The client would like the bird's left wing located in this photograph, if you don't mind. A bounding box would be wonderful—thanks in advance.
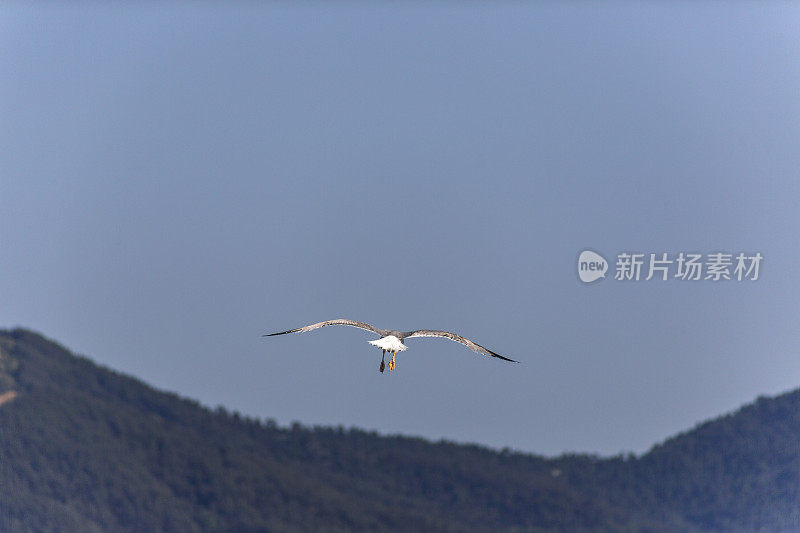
[405,330,517,362]
[264,319,382,337]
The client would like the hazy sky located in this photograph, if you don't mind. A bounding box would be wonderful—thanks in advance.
[2,3,799,456]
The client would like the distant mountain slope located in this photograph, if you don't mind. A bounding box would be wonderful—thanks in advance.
[638,391,800,530]
[0,328,797,531]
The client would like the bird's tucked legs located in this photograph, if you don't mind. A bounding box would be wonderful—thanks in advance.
[380,350,386,373]
[388,352,396,371]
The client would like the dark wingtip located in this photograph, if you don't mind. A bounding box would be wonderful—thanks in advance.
[488,349,518,363]
[263,329,297,337]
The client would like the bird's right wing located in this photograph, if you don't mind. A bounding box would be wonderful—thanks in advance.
[264,319,382,337]
[405,329,517,363]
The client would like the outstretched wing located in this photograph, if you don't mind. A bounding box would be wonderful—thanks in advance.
[405,330,517,363]
[264,319,382,337]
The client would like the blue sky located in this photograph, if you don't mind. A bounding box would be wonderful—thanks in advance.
[2,3,799,456]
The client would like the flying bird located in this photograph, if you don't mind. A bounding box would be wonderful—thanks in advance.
[264,319,517,373]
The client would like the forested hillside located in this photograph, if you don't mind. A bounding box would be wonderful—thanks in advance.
[1,329,797,531]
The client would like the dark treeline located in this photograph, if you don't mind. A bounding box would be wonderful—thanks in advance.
[1,329,798,531]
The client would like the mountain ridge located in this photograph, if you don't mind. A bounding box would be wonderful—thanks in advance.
[1,328,797,531]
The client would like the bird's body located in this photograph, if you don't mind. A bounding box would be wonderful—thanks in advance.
[264,319,516,373]
[368,335,407,353]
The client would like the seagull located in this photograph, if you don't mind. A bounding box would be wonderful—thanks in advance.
[264,319,517,373]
